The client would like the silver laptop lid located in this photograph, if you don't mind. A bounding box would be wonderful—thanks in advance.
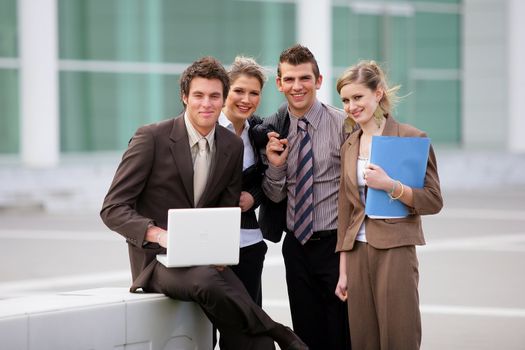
[157,207,241,268]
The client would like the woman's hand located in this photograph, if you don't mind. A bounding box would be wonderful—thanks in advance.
[363,163,393,192]
[335,273,348,301]
[239,191,255,212]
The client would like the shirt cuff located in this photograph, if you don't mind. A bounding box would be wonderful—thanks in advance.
[266,163,287,180]
[142,221,156,247]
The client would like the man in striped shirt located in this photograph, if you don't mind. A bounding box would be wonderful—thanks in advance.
[262,45,351,349]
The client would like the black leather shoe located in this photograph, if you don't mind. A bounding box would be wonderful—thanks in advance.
[284,339,309,350]
[270,325,309,350]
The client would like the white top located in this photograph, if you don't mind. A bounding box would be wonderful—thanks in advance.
[219,112,263,248]
[218,112,256,170]
[355,156,368,243]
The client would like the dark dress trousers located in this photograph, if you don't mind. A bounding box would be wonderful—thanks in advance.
[216,115,269,349]
[101,114,277,349]
[254,104,351,350]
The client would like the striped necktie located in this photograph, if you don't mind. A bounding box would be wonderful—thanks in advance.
[294,118,314,244]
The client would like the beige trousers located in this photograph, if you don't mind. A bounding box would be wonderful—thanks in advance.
[345,241,421,350]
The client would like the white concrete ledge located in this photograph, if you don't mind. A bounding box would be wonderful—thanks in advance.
[0,287,212,350]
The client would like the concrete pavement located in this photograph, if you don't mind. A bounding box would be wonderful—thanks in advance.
[1,187,525,349]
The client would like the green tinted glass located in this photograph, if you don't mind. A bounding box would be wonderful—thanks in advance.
[333,9,382,67]
[0,0,17,57]
[409,0,459,3]
[415,12,460,69]
[411,79,460,144]
[58,0,294,152]
[59,0,295,67]
[60,72,181,152]
[0,69,19,153]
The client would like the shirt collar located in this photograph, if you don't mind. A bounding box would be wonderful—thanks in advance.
[218,111,249,135]
[288,99,322,131]
[184,112,215,151]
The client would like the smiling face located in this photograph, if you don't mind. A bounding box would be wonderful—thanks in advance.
[276,62,322,117]
[182,77,225,136]
[339,82,383,128]
[223,74,262,124]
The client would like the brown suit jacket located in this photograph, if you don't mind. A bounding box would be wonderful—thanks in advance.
[101,114,244,290]
[336,116,443,252]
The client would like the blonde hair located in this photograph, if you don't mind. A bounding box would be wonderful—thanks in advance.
[336,60,401,116]
[228,56,267,89]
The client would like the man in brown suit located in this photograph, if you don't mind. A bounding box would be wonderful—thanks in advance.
[101,56,307,350]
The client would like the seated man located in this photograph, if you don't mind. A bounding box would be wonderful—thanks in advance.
[100,56,307,350]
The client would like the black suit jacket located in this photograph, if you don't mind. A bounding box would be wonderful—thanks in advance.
[239,115,266,229]
[251,104,290,242]
[100,113,244,291]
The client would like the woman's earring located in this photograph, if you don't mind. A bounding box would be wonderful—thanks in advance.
[373,105,385,128]
[344,115,356,133]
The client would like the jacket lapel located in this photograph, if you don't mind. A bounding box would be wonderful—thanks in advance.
[345,129,362,202]
[169,115,194,205]
[381,115,400,137]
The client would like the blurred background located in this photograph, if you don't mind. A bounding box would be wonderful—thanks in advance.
[1,0,525,349]
[1,0,525,208]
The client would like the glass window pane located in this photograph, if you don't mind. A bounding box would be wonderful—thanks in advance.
[59,0,295,66]
[58,0,295,152]
[60,72,181,152]
[333,6,354,67]
[333,8,382,68]
[384,15,413,122]
[409,0,460,3]
[0,69,19,153]
[0,0,17,57]
[415,12,460,69]
[408,79,460,144]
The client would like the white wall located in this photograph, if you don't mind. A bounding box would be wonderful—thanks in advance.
[462,0,507,149]
[508,0,525,153]
[18,0,60,167]
[297,0,332,105]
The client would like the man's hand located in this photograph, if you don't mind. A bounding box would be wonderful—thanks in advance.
[146,225,168,248]
[239,191,255,212]
[266,131,289,167]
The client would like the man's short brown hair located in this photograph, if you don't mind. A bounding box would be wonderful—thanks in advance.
[277,44,320,80]
[179,56,230,106]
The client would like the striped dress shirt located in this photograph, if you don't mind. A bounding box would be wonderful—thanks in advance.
[263,100,346,233]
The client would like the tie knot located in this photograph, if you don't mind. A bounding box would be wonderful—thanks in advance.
[298,118,308,132]
[197,138,207,153]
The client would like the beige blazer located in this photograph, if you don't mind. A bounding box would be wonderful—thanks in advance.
[101,114,244,290]
[336,116,443,252]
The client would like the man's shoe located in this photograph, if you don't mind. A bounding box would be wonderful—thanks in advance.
[270,325,309,350]
[284,339,309,350]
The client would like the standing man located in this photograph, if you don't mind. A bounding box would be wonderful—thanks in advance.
[262,45,351,349]
[101,56,308,350]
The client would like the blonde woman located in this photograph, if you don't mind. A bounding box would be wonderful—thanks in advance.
[335,61,443,350]
[219,56,268,307]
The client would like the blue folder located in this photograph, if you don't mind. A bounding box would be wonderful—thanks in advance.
[365,136,430,218]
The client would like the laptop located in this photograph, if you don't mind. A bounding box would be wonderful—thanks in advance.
[156,207,241,267]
